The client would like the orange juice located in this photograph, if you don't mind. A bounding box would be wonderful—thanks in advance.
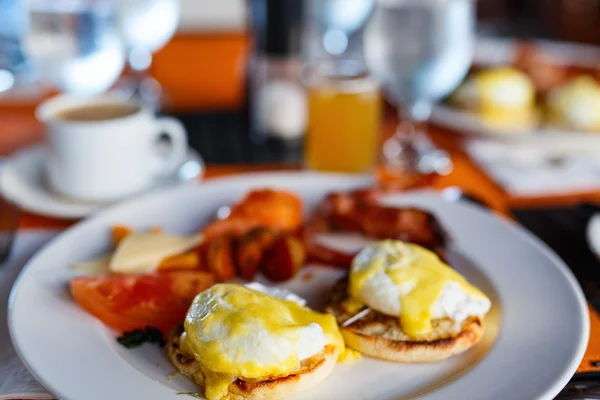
[305,74,382,173]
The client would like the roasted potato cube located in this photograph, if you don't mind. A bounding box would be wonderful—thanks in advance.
[157,252,201,271]
[228,189,303,231]
[206,236,236,281]
[261,235,306,282]
[111,225,133,247]
[236,227,279,280]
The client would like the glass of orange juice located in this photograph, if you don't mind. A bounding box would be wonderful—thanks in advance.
[304,61,382,173]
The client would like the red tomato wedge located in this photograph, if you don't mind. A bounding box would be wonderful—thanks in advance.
[70,271,215,333]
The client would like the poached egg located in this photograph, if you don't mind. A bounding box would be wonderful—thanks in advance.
[179,283,345,400]
[452,67,537,129]
[348,240,491,338]
[547,76,600,132]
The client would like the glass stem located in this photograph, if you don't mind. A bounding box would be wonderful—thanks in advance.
[127,46,153,95]
[395,105,418,144]
[388,101,453,176]
[398,99,432,138]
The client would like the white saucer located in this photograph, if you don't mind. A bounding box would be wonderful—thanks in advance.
[0,146,204,219]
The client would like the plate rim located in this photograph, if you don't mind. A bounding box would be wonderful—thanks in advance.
[7,172,589,400]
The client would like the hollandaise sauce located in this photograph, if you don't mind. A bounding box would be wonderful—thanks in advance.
[180,284,345,400]
[349,240,488,338]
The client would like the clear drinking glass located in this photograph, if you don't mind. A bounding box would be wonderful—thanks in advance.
[314,0,375,56]
[364,0,475,177]
[118,0,180,108]
[22,0,125,95]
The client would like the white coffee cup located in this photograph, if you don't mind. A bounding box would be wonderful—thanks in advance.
[36,94,188,201]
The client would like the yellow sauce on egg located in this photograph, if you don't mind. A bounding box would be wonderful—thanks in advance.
[338,348,362,363]
[180,284,345,400]
[349,240,488,338]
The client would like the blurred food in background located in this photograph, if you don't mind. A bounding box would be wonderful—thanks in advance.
[547,76,600,132]
[445,39,600,134]
[451,66,538,130]
[1,0,600,168]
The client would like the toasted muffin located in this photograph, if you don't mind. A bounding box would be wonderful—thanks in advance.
[167,324,339,400]
[325,278,484,363]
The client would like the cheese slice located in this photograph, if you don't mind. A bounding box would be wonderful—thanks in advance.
[109,232,204,274]
[73,255,111,276]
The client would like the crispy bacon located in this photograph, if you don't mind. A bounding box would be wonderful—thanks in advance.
[303,189,449,268]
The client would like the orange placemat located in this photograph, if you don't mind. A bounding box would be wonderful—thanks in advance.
[578,305,600,374]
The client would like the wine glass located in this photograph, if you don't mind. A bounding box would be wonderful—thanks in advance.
[314,0,375,56]
[364,0,475,177]
[118,0,180,108]
[21,0,126,95]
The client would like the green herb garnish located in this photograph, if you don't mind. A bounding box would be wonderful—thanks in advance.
[177,392,201,398]
[117,326,165,349]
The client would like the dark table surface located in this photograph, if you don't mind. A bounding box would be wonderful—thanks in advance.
[174,110,302,165]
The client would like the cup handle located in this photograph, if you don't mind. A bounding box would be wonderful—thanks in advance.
[152,117,188,176]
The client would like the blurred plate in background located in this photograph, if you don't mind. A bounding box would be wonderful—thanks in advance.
[431,37,600,139]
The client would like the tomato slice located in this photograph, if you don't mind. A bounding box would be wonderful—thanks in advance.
[70,271,215,333]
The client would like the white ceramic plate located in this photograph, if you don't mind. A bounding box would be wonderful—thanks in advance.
[431,38,600,139]
[0,146,205,219]
[9,173,589,400]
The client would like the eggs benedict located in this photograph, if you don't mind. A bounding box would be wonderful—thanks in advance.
[167,283,345,400]
[326,240,491,362]
[451,67,538,130]
[546,76,600,132]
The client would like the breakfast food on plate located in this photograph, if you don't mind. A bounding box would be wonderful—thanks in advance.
[203,189,303,239]
[73,229,204,276]
[546,76,600,132]
[69,184,494,398]
[70,227,217,333]
[326,240,491,362]
[167,283,346,400]
[70,271,215,333]
[451,67,538,130]
[109,231,204,274]
[235,227,280,280]
[70,188,311,339]
[199,189,306,281]
[261,235,307,281]
[303,189,449,267]
[71,186,464,371]
[513,42,572,95]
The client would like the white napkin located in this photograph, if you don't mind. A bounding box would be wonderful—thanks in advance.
[466,136,600,197]
[0,231,57,400]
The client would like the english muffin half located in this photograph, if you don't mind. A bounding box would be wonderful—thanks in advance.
[325,278,485,363]
[167,325,339,400]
